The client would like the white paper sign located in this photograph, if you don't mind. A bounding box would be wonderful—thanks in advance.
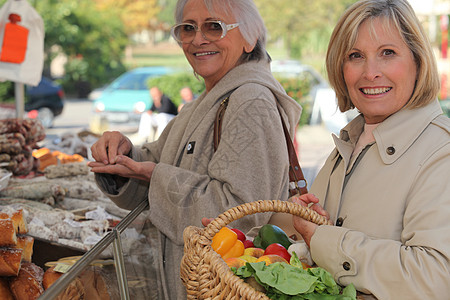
[0,0,44,86]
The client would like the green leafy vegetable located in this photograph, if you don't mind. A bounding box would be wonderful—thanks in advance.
[234,253,356,300]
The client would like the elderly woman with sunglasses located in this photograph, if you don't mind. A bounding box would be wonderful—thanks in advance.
[88,0,301,298]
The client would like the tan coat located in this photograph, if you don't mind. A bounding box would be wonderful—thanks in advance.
[95,60,302,299]
[309,100,450,299]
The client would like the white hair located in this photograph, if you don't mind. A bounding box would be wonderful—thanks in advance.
[174,0,269,61]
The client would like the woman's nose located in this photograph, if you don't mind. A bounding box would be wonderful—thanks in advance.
[363,59,382,81]
[191,30,209,46]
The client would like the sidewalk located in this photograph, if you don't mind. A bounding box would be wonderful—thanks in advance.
[296,125,335,186]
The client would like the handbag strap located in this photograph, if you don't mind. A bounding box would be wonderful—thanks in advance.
[213,96,230,152]
[213,93,308,196]
[277,106,308,196]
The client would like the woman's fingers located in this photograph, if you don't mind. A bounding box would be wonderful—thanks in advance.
[290,193,319,206]
[90,131,131,164]
[310,203,330,219]
[290,194,329,219]
[201,217,213,227]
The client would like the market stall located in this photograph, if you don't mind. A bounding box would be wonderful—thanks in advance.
[0,118,163,299]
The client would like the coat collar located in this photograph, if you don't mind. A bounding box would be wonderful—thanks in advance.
[339,100,444,165]
[182,60,301,140]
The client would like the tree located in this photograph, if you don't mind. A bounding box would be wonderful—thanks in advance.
[256,0,356,59]
[94,0,160,34]
[32,0,129,95]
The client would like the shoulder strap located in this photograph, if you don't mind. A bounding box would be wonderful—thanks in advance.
[213,95,230,152]
[213,93,308,196]
[277,107,308,196]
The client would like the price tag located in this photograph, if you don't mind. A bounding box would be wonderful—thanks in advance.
[53,263,72,274]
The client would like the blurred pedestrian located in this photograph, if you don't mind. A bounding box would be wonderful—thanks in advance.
[137,86,178,142]
[177,86,196,112]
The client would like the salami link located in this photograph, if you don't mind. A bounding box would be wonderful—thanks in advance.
[0,139,22,155]
[0,153,11,162]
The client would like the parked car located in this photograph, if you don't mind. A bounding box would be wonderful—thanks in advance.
[25,77,65,128]
[271,59,356,134]
[91,67,175,132]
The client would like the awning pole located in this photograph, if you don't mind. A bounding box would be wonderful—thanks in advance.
[14,82,25,119]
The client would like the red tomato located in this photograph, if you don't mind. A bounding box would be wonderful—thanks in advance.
[243,239,254,248]
[231,228,246,242]
[264,243,291,262]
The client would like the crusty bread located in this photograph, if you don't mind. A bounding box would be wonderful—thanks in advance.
[0,277,13,300]
[44,266,85,300]
[9,262,44,300]
[0,209,28,234]
[0,247,22,276]
[43,265,114,300]
[14,235,34,262]
[0,219,17,246]
[42,266,62,290]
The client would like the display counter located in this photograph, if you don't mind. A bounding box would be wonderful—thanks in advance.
[39,200,153,300]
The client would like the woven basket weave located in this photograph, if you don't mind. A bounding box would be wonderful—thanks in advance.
[180,199,333,299]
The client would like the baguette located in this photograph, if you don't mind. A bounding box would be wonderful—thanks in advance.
[14,235,34,263]
[0,247,22,276]
[9,262,44,300]
[0,219,17,246]
[0,208,28,234]
[0,277,13,300]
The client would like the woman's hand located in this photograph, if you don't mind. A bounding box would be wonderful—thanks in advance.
[201,217,213,227]
[88,131,155,182]
[88,156,156,182]
[290,193,330,247]
[90,131,132,165]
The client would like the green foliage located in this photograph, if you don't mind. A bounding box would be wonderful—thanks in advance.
[147,72,205,107]
[256,0,356,59]
[0,82,14,103]
[275,76,314,127]
[32,0,128,95]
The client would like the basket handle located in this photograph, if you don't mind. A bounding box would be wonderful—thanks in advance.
[203,200,332,240]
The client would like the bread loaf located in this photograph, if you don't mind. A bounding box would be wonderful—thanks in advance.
[42,267,87,300]
[43,265,115,300]
[0,277,13,300]
[0,247,22,276]
[9,262,44,300]
[42,266,62,290]
[14,235,34,262]
[43,266,85,300]
[0,208,28,234]
[0,219,17,246]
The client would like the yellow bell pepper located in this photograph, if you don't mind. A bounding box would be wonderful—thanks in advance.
[211,227,245,259]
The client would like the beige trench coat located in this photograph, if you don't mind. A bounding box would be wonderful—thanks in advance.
[310,100,450,299]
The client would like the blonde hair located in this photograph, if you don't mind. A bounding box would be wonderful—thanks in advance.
[326,0,440,112]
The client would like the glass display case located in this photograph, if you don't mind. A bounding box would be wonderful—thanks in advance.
[39,200,159,300]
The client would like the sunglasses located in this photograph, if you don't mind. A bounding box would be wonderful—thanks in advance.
[171,20,239,44]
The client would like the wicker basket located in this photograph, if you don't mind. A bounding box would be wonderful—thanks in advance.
[180,199,333,299]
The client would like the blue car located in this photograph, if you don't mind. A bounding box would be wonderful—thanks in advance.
[25,77,65,128]
[92,67,175,131]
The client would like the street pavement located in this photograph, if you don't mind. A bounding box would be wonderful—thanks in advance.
[296,125,335,186]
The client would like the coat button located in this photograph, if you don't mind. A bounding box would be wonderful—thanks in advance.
[386,146,396,155]
[336,217,344,227]
[343,262,351,271]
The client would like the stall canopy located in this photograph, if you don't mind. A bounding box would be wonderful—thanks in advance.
[0,0,44,118]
